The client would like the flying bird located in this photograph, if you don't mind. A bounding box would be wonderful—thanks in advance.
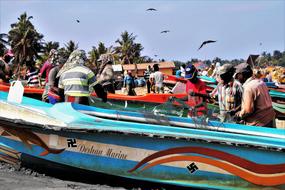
[76,20,80,23]
[197,40,217,50]
[154,54,158,57]
[160,30,170,34]
[146,8,157,11]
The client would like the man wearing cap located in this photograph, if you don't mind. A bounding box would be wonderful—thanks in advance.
[183,64,207,116]
[234,63,275,127]
[210,64,243,121]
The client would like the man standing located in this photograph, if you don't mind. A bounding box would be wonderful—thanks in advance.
[235,63,275,127]
[96,53,115,93]
[57,50,107,105]
[210,64,243,122]
[185,64,207,116]
[39,49,58,101]
[47,56,67,104]
[123,70,136,96]
[144,65,153,93]
[149,64,164,93]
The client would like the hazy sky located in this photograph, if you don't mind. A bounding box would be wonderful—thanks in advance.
[0,0,284,62]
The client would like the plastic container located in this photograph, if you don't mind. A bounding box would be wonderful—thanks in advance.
[7,80,24,104]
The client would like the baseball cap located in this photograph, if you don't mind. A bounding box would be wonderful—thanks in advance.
[185,64,197,79]
[219,64,235,75]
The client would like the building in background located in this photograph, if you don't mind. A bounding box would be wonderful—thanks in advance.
[122,62,175,77]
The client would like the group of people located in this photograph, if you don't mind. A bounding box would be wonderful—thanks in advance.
[0,49,277,127]
[46,50,114,105]
[144,64,165,94]
[122,63,165,96]
[179,62,275,127]
[0,49,115,105]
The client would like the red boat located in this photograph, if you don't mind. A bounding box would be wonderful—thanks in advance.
[0,82,44,100]
[0,82,187,104]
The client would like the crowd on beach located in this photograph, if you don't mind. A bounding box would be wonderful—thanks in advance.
[0,49,284,128]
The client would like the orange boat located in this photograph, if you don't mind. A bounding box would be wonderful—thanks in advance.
[0,82,187,104]
[0,82,44,95]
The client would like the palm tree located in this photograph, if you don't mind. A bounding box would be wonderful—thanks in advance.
[8,12,43,68]
[43,41,59,55]
[64,40,78,57]
[0,33,9,56]
[114,31,144,64]
[115,31,144,75]
[87,42,108,74]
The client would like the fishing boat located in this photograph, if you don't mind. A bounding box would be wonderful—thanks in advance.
[0,82,43,99]
[0,91,284,190]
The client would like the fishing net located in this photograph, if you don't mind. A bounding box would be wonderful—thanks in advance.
[89,95,232,129]
[152,100,185,117]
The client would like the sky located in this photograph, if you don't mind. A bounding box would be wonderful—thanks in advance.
[0,0,284,62]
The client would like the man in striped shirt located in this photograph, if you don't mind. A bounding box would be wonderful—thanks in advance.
[57,50,107,105]
[210,64,243,122]
[26,65,40,87]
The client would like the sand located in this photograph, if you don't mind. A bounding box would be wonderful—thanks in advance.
[0,162,128,190]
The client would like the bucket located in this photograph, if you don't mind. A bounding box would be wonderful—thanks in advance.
[7,80,24,104]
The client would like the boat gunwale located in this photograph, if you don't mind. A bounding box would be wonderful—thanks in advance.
[0,115,284,153]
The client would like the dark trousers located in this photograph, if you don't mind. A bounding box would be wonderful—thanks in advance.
[103,83,115,94]
[126,85,136,96]
[146,80,151,93]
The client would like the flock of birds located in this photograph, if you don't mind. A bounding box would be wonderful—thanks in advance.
[145,7,217,50]
[75,7,217,52]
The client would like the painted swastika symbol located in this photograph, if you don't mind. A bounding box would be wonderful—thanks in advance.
[187,162,199,173]
[67,138,77,148]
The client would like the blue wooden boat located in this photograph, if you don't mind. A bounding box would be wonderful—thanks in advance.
[0,91,284,190]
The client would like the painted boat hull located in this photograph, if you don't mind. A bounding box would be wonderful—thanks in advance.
[0,92,285,189]
[1,122,284,190]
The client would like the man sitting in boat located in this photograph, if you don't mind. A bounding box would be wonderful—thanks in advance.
[57,50,107,105]
[234,63,275,127]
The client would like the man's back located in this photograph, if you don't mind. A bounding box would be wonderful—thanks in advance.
[59,65,96,97]
[153,71,164,87]
[242,78,275,126]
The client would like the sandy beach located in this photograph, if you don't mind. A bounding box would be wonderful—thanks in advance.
[0,162,130,190]
[0,161,179,190]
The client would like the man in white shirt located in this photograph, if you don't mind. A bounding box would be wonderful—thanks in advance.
[150,64,164,93]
